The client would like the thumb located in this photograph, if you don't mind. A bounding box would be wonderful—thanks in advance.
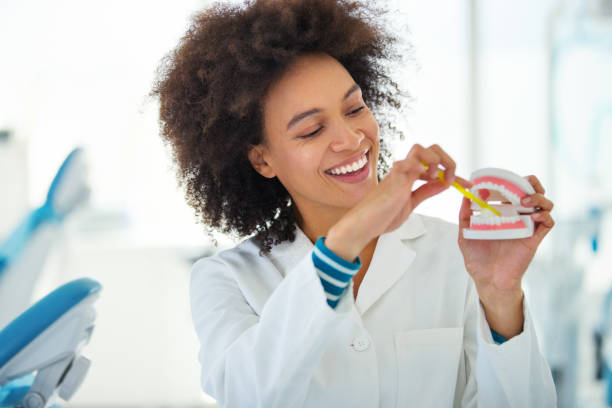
[411,180,449,209]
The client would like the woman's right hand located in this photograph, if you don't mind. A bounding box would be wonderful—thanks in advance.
[325,144,468,261]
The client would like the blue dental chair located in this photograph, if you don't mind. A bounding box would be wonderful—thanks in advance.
[0,148,102,407]
[0,278,101,407]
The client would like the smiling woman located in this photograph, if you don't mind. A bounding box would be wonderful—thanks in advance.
[152,0,557,407]
[151,0,403,254]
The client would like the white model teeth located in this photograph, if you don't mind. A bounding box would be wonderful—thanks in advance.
[329,154,368,175]
[473,181,520,205]
[471,215,520,225]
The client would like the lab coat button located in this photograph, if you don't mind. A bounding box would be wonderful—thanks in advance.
[351,337,370,351]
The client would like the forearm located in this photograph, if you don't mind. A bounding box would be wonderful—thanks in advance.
[477,286,524,340]
[325,218,370,262]
[192,255,352,406]
[474,294,558,407]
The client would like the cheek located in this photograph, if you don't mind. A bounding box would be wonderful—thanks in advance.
[365,114,380,145]
[280,148,321,174]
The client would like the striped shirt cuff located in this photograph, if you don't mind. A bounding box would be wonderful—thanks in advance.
[312,236,361,308]
[491,329,507,344]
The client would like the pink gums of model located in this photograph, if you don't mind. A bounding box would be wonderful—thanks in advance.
[462,168,536,240]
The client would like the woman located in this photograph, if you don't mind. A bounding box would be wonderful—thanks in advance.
[152,0,557,406]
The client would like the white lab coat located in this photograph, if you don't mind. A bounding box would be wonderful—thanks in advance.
[190,213,557,407]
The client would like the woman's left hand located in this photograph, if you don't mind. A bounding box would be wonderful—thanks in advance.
[457,175,555,338]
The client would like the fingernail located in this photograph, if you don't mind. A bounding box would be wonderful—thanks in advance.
[523,197,532,205]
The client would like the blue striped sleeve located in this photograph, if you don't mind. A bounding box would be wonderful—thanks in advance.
[312,237,361,308]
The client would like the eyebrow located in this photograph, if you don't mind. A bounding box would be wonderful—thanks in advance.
[286,83,361,130]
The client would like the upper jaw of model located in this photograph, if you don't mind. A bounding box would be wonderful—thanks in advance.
[463,168,536,240]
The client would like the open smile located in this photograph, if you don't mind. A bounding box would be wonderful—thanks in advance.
[324,149,371,184]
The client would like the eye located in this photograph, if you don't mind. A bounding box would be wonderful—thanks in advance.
[297,127,323,139]
[349,106,365,115]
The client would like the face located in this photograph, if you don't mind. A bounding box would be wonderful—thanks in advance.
[249,53,380,224]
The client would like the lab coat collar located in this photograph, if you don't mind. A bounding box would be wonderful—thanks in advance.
[388,211,427,240]
[266,225,313,278]
[267,213,427,314]
[355,213,425,315]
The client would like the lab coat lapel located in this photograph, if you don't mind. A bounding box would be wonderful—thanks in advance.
[355,214,426,315]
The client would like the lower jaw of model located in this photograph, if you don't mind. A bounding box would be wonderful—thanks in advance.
[462,168,536,240]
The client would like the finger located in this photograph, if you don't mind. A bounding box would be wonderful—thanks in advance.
[453,176,473,189]
[525,175,546,195]
[411,179,449,209]
[522,193,554,212]
[458,197,472,230]
[428,144,456,185]
[531,212,555,244]
[531,211,555,228]
[406,144,441,180]
[392,158,429,184]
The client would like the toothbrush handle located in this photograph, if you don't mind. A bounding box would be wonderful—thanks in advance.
[436,170,502,217]
[420,162,501,217]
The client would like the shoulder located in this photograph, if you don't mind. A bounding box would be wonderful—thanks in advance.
[192,236,263,274]
[191,236,282,293]
[190,236,285,314]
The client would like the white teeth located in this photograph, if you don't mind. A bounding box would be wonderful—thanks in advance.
[473,181,520,205]
[329,154,367,175]
[471,215,520,226]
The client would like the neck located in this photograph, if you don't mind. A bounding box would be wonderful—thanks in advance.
[293,201,347,245]
[294,200,378,265]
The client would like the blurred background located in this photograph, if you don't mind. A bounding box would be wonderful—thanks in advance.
[0,0,610,406]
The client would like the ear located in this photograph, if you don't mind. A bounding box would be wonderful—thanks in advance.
[247,145,276,178]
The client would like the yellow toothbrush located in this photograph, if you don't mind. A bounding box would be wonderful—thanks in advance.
[422,163,502,217]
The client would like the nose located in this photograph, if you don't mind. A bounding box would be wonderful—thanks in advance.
[329,120,364,152]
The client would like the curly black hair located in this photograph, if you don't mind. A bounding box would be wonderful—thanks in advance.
[152,0,407,254]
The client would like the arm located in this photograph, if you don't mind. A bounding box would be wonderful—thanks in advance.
[190,252,353,408]
[458,277,557,407]
[457,174,557,406]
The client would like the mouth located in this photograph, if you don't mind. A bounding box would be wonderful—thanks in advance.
[463,168,536,240]
[324,149,371,184]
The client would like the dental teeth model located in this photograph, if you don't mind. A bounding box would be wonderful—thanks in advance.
[463,168,536,240]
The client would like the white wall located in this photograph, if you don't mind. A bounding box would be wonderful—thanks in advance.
[1,0,224,405]
[386,0,471,224]
[0,0,215,248]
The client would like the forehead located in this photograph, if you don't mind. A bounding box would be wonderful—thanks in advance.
[264,53,357,123]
